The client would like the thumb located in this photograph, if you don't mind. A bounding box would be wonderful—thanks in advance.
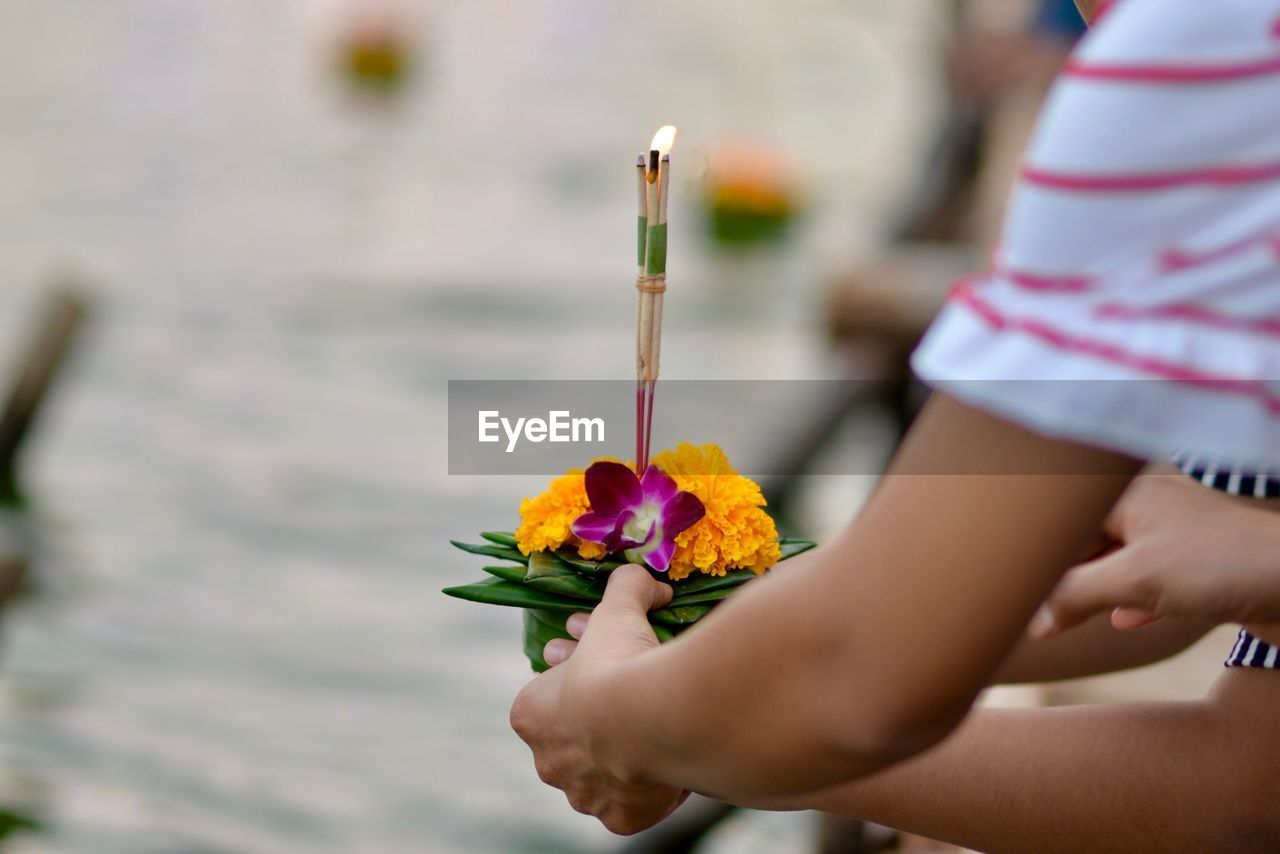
[578,565,673,660]
[1031,550,1153,639]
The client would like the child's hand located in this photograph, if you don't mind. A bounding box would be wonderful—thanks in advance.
[1031,469,1280,638]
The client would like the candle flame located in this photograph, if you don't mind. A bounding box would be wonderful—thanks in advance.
[650,125,677,156]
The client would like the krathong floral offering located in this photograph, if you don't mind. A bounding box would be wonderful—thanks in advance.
[443,127,815,672]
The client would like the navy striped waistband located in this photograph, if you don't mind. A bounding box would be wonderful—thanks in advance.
[1225,628,1280,669]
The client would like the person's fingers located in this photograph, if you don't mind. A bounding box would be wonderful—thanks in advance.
[543,638,578,666]
[1077,537,1120,565]
[1030,550,1150,639]
[543,612,590,667]
[578,565,672,659]
[1027,603,1059,640]
[594,565,673,620]
[566,612,590,639]
[1111,606,1164,631]
[1098,501,1132,541]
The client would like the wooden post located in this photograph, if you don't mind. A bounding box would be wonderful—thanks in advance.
[0,287,89,503]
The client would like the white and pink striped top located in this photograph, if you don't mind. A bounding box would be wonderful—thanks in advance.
[912,0,1280,467]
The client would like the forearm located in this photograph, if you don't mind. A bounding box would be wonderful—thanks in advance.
[736,670,1280,852]
[586,395,1137,799]
[996,612,1213,683]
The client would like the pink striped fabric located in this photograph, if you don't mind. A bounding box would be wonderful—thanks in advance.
[912,0,1280,467]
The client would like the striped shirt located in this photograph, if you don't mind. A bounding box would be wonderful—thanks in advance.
[912,0,1280,470]
[1173,456,1280,669]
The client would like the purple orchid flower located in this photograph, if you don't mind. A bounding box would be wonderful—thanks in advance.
[570,461,705,573]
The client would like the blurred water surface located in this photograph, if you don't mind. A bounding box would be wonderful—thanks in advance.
[0,1,938,851]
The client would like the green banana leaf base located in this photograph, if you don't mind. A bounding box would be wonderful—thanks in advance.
[445,533,816,673]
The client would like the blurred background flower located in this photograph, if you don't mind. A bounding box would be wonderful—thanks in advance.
[701,141,802,251]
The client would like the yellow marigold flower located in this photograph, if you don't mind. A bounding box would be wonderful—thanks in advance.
[514,469,607,561]
[650,443,780,580]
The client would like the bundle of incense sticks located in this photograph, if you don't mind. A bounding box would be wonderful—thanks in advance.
[636,125,676,471]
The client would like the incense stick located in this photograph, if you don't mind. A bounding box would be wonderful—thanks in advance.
[636,128,674,472]
[638,159,666,470]
[644,153,672,468]
[636,155,648,469]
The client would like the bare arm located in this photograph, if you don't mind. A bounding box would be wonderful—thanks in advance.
[617,395,1136,796]
[997,609,1213,683]
[734,669,1280,852]
[511,393,1139,824]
